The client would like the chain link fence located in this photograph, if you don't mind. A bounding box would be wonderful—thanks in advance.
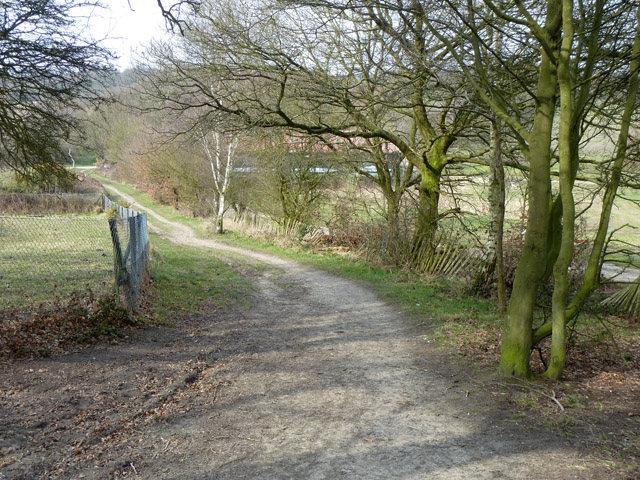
[0,215,114,309]
[0,195,150,312]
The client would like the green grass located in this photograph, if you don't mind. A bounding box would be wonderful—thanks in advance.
[602,188,640,267]
[0,169,17,191]
[446,164,640,267]
[149,234,254,322]
[89,172,210,238]
[74,152,97,167]
[0,214,114,309]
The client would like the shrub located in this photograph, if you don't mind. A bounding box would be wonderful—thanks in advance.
[0,192,104,214]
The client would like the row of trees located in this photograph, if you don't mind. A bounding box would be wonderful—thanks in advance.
[82,86,341,236]
[137,0,640,379]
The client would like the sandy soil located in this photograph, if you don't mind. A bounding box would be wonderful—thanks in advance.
[0,185,609,479]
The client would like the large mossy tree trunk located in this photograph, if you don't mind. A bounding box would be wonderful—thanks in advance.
[382,185,401,233]
[500,0,562,378]
[541,0,605,286]
[411,167,442,265]
[544,0,575,379]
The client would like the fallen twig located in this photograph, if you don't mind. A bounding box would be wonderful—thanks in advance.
[494,378,565,412]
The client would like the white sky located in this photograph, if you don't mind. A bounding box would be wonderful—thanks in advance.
[84,1,169,71]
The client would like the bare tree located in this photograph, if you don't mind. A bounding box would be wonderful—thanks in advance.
[0,0,113,187]
[140,0,486,259]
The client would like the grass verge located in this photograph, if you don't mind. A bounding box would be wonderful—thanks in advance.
[148,234,254,323]
[216,231,498,329]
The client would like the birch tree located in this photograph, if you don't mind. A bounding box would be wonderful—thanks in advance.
[201,129,239,233]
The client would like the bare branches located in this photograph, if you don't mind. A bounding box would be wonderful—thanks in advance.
[156,0,200,35]
[0,0,113,185]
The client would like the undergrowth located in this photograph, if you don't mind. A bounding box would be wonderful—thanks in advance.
[0,291,135,358]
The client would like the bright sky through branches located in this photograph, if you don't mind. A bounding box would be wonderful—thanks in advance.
[86,0,167,70]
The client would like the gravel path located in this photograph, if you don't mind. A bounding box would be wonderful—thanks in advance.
[0,185,604,479]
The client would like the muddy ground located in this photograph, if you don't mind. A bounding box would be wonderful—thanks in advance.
[0,186,617,479]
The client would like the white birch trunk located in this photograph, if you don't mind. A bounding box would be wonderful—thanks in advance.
[201,129,238,234]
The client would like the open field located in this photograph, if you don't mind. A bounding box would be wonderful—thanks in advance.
[439,166,640,266]
[0,215,114,310]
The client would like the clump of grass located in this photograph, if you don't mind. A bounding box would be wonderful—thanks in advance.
[149,234,255,322]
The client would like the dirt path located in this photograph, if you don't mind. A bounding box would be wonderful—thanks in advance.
[0,185,606,479]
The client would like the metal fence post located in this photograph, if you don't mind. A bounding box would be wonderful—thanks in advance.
[104,196,150,312]
[108,218,125,297]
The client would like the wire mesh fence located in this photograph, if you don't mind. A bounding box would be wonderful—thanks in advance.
[0,215,114,310]
[0,195,150,313]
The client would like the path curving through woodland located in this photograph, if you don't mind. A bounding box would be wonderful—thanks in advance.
[0,184,605,479]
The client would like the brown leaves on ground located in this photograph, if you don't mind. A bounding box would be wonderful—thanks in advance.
[0,292,137,359]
